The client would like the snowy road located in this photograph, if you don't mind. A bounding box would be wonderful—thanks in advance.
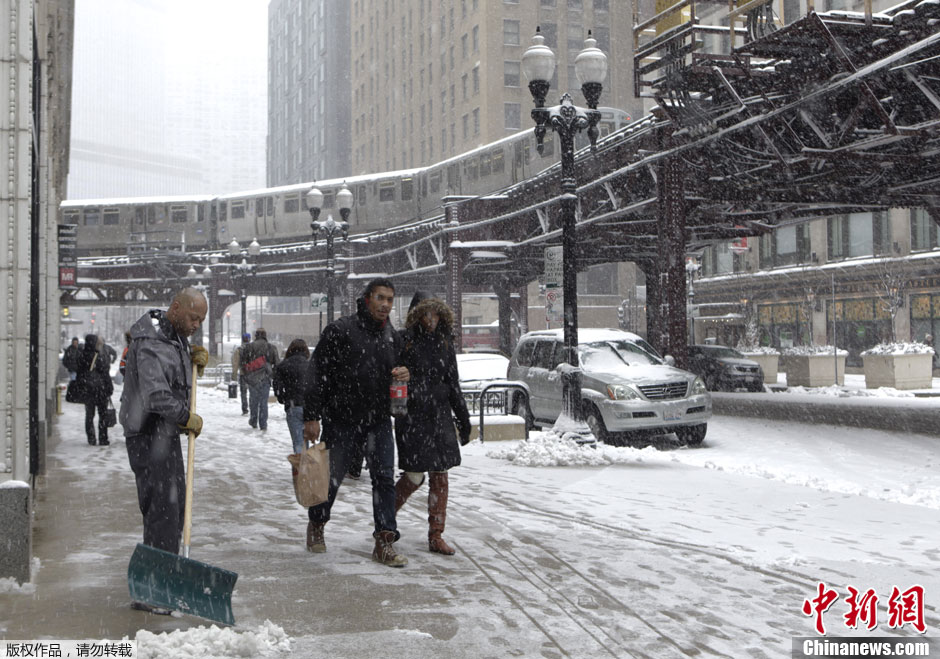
[2,381,939,658]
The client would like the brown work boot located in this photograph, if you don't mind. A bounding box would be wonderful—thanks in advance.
[372,530,408,567]
[428,472,455,555]
[306,521,326,553]
[394,473,423,511]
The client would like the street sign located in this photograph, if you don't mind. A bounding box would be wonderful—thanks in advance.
[310,293,328,309]
[545,288,563,323]
[544,246,563,289]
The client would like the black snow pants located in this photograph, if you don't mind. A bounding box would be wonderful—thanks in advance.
[125,432,186,554]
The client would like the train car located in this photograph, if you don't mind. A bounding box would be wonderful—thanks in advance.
[63,107,632,257]
[61,195,215,257]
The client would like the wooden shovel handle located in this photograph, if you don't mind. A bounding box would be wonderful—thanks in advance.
[182,363,198,557]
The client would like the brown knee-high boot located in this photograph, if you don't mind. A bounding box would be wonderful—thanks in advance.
[394,473,424,511]
[428,472,455,555]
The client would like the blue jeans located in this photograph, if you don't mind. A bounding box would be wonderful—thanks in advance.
[248,379,270,429]
[307,418,397,536]
[285,405,305,453]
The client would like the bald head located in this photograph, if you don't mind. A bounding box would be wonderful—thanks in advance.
[167,287,207,337]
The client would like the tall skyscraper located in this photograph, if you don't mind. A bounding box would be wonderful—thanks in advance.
[267,0,351,186]
[266,0,637,184]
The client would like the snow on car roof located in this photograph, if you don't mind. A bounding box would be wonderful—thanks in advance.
[520,328,645,344]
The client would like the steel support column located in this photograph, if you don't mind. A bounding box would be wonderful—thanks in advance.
[494,279,514,358]
[656,155,690,368]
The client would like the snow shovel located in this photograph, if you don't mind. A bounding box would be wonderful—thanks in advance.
[127,363,238,626]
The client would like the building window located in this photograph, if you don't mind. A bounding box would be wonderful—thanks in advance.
[761,223,810,267]
[911,208,940,251]
[503,19,520,45]
[828,212,888,260]
[463,114,469,139]
[473,108,480,135]
[462,74,468,100]
[472,66,479,93]
[505,102,521,130]
[542,0,557,6]
[504,60,521,87]
[540,22,557,49]
[594,0,609,10]
[472,25,479,52]
[462,34,468,59]
[568,0,582,7]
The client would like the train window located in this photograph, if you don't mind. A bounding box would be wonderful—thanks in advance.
[284,195,300,214]
[255,199,263,218]
[491,149,505,173]
[266,196,274,216]
[84,208,100,226]
[103,208,120,225]
[420,176,428,199]
[540,138,555,158]
[401,178,414,201]
[63,210,79,225]
[231,201,245,219]
[430,171,442,193]
[480,154,491,177]
[322,190,334,208]
[447,164,457,189]
[197,204,206,223]
[379,182,396,202]
[219,201,228,222]
[357,185,366,205]
[134,208,146,225]
[171,206,188,223]
[466,157,478,181]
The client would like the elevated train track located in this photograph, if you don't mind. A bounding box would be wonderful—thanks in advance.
[67,1,940,359]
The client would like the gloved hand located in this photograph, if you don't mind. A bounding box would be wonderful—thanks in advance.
[191,346,209,376]
[458,423,472,446]
[179,411,203,437]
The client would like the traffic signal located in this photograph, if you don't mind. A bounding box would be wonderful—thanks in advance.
[62,306,69,317]
[90,311,96,325]
[617,301,627,329]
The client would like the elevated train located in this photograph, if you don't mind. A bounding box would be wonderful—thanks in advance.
[62,108,631,258]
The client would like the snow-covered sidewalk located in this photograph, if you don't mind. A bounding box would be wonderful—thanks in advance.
[2,380,939,658]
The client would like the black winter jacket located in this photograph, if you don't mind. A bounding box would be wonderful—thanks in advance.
[304,298,403,431]
[75,337,114,405]
[395,297,472,473]
[273,353,308,409]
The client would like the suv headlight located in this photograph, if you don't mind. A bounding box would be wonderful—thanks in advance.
[607,384,639,400]
[691,377,708,395]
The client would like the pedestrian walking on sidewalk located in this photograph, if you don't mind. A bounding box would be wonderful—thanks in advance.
[273,338,310,454]
[62,337,81,381]
[394,292,472,555]
[232,333,251,415]
[75,333,114,446]
[120,288,207,573]
[242,328,279,431]
[303,277,411,567]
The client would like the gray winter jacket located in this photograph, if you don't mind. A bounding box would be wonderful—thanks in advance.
[120,310,193,438]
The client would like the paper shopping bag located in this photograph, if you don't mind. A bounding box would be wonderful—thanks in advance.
[287,443,330,507]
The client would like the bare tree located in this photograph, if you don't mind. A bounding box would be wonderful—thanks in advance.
[874,257,912,343]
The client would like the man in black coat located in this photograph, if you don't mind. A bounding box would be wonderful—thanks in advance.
[241,328,279,430]
[303,278,410,567]
[62,337,81,380]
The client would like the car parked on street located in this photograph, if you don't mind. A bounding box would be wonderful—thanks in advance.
[687,344,764,392]
[456,352,511,414]
[506,329,712,446]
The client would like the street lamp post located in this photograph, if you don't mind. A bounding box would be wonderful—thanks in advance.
[228,237,260,338]
[522,29,607,422]
[307,184,352,323]
[685,258,700,346]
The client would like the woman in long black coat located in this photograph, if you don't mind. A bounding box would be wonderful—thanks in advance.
[75,333,114,446]
[394,292,472,555]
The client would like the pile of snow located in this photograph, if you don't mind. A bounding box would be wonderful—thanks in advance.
[137,620,291,659]
[486,433,672,467]
[861,341,935,356]
[782,345,848,356]
[782,384,915,398]
[736,346,780,355]
[0,557,41,595]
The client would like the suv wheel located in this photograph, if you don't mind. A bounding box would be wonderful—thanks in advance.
[511,394,535,431]
[584,404,617,445]
[675,423,707,446]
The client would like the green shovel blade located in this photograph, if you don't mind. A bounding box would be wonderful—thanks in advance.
[127,543,237,626]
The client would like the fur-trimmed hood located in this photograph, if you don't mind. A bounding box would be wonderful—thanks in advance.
[405,297,455,335]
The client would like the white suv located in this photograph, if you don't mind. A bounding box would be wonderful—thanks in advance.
[507,329,712,446]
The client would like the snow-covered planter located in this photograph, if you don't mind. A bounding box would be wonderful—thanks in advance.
[861,343,934,390]
[781,346,847,387]
[738,347,780,384]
